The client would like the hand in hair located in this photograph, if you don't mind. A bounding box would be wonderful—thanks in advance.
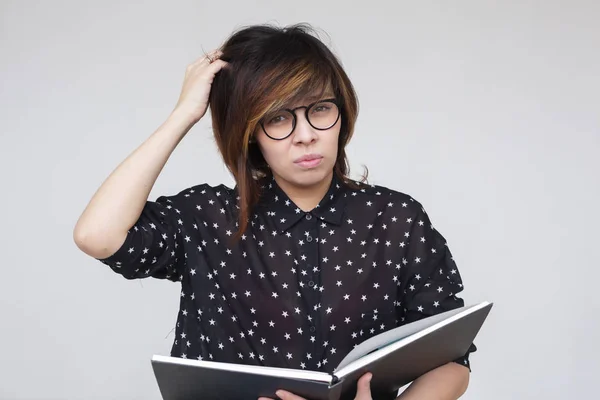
[173,49,229,123]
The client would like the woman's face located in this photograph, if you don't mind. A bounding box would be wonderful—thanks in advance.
[255,91,341,190]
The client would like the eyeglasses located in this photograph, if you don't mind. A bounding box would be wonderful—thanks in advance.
[259,98,342,140]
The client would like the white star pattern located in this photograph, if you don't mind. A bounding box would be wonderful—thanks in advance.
[98,175,473,375]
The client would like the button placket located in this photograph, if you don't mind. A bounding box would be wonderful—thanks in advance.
[303,212,321,359]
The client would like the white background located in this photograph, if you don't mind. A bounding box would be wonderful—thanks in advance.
[1,0,599,399]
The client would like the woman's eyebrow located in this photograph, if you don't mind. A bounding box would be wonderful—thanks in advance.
[309,93,335,100]
[293,94,336,104]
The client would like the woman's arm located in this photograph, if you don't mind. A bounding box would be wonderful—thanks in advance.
[396,363,470,400]
[73,109,196,259]
[73,51,227,259]
[393,199,475,399]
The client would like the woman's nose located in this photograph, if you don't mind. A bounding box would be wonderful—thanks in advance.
[292,112,318,144]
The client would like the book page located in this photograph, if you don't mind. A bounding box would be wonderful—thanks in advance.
[152,355,333,383]
[334,306,467,371]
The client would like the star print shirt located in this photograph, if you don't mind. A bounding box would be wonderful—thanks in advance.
[97,175,476,399]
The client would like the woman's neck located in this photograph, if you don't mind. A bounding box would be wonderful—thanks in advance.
[273,171,333,212]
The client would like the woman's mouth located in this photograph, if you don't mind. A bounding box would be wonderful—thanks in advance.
[294,154,323,168]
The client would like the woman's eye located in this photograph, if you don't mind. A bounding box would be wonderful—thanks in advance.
[312,105,330,113]
[267,114,287,124]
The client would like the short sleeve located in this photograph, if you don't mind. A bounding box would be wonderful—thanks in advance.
[397,201,477,370]
[96,195,185,282]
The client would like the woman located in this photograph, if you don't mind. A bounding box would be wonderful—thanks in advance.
[74,23,475,400]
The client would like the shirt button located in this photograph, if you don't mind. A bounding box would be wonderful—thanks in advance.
[308,280,315,287]
[309,326,316,333]
[305,213,312,220]
[307,236,313,242]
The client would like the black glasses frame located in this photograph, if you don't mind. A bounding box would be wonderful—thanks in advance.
[259,97,342,141]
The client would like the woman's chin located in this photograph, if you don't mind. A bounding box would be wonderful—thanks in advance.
[285,167,333,188]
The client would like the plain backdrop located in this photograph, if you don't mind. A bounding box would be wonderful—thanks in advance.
[1,1,599,399]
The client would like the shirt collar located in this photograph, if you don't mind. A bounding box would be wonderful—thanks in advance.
[257,174,348,232]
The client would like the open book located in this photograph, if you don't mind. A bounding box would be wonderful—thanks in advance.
[151,301,492,400]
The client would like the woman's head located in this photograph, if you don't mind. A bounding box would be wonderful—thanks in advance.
[208,23,360,236]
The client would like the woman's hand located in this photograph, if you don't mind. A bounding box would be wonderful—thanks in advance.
[173,49,228,123]
[258,372,373,400]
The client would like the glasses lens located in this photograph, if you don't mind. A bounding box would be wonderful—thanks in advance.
[262,110,295,139]
[308,101,340,129]
[262,100,340,139]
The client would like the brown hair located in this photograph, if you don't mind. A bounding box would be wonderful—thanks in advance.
[208,23,365,238]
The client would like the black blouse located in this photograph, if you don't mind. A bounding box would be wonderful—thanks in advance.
[98,175,475,398]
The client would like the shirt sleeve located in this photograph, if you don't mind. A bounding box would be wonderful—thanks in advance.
[398,200,477,371]
[95,195,185,282]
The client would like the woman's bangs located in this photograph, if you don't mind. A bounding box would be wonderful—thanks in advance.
[262,63,337,118]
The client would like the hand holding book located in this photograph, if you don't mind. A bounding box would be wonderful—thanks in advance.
[260,373,374,400]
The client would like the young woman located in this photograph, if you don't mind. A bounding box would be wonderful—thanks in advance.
[74,23,475,400]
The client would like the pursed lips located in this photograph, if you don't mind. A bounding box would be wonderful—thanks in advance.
[294,154,323,168]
